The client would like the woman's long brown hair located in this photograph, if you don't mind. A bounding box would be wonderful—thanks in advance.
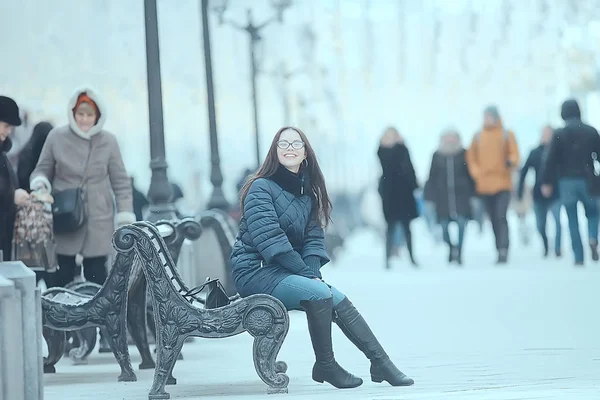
[239,126,332,227]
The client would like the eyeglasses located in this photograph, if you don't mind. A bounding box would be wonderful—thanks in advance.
[277,140,305,150]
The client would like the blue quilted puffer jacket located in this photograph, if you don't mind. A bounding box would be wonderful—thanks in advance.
[230,166,330,297]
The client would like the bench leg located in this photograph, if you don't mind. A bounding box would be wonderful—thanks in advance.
[149,335,185,400]
[43,327,65,373]
[104,315,137,382]
[166,365,177,386]
[245,301,290,394]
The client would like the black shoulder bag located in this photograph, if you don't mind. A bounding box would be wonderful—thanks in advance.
[52,141,92,234]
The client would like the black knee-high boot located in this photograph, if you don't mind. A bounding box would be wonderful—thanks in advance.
[333,297,414,386]
[300,298,363,389]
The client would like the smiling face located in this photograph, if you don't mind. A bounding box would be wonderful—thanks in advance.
[276,128,306,173]
[74,102,97,133]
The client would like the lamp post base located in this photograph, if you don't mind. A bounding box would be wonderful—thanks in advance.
[207,187,230,212]
[144,204,179,223]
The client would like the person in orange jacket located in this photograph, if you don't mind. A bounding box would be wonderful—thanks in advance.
[466,105,520,264]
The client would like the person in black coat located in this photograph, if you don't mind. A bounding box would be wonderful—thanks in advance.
[541,99,600,265]
[427,130,473,265]
[17,121,54,191]
[14,121,55,285]
[518,125,562,258]
[0,96,24,262]
[377,127,419,268]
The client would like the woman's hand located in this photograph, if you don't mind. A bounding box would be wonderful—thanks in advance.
[14,189,30,206]
[31,190,54,204]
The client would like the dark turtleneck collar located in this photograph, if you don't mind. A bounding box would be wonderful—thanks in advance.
[270,165,310,197]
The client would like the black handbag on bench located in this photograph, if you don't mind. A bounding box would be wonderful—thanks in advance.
[52,141,92,234]
[183,277,239,309]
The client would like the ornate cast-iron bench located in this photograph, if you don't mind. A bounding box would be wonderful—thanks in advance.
[62,281,107,358]
[141,218,203,349]
[40,229,138,382]
[43,279,131,371]
[120,222,290,400]
[129,213,234,385]
[42,286,97,371]
[146,211,240,385]
[41,217,202,376]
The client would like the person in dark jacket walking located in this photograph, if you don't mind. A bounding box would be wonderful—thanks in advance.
[377,127,419,268]
[14,121,55,285]
[518,125,562,258]
[541,99,600,265]
[232,126,414,390]
[427,130,473,265]
[0,96,26,262]
[17,121,54,191]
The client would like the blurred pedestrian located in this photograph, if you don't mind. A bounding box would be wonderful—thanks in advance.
[427,129,473,265]
[517,125,561,257]
[377,127,419,268]
[541,99,600,265]
[466,105,520,264]
[17,121,54,191]
[15,121,56,285]
[30,87,135,286]
[6,109,31,167]
[0,96,23,262]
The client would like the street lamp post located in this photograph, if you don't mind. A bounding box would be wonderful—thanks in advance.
[201,0,229,211]
[212,0,292,167]
[143,0,177,222]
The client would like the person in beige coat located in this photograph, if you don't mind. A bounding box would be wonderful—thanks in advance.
[30,87,135,287]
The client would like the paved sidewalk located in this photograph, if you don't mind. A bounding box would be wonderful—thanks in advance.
[44,230,600,399]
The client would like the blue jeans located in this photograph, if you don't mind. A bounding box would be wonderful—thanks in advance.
[440,217,468,249]
[469,197,486,233]
[271,275,346,311]
[559,178,599,262]
[533,200,562,253]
